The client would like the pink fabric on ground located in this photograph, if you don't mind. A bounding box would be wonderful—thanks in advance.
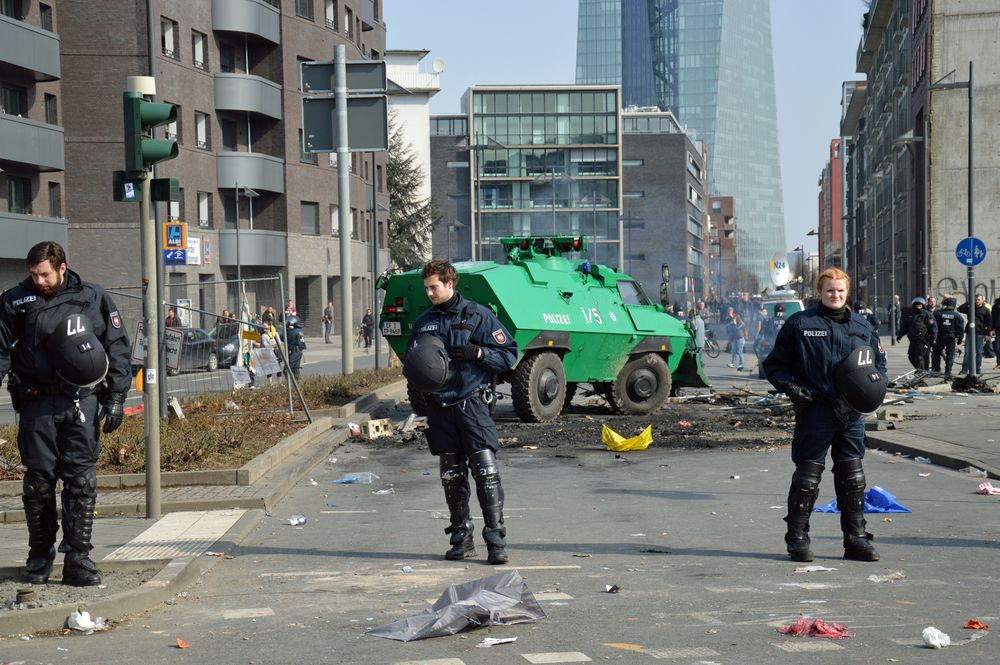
[777,617,855,639]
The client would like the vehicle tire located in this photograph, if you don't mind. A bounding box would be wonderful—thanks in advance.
[704,340,720,359]
[167,368,179,377]
[563,382,578,411]
[206,352,219,372]
[606,353,671,415]
[511,351,566,423]
[407,382,429,417]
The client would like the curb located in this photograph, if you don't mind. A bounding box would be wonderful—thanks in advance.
[866,429,1000,480]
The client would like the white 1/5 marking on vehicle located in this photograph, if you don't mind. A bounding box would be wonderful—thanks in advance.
[580,307,603,325]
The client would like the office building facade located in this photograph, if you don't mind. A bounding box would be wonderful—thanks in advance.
[817,138,843,269]
[576,0,786,290]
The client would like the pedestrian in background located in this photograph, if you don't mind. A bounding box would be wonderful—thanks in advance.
[0,241,131,586]
[403,259,517,564]
[688,308,705,359]
[763,267,887,563]
[164,308,178,328]
[992,297,1000,368]
[958,294,990,375]
[726,313,746,371]
[896,297,936,370]
[926,296,938,313]
[323,301,334,344]
[361,308,374,350]
[932,297,964,379]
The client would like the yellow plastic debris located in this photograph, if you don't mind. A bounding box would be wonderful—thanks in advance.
[602,424,653,451]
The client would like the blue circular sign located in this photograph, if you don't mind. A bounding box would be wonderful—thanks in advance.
[955,237,986,266]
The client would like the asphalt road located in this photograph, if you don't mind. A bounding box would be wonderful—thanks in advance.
[5,392,997,663]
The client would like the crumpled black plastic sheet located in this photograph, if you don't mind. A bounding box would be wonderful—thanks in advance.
[367,570,546,642]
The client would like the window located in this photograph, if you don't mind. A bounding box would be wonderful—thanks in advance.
[48,182,61,217]
[345,7,354,38]
[350,207,358,239]
[324,0,337,29]
[161,17,178,59]
[299,129,317,164]
[376,165,383,192]
[223,194,237,229]
[44,93,57,125]
[197,191,212,228]
[301,201,319,235]
[0,0,22,19]
[295,0,313,20]
[192,31,207,70]
[329,204,339,236]
[169,187,184,221]
[219,42,236,73]
[622,158,644,167]
[221,118,237,151]
[7,176,31,214]
[166,103,181,141]
[39,3,53,30]
[1,82,28,115]
[195,112,210,150]
[370,48,380,61]
[623,191,644,199]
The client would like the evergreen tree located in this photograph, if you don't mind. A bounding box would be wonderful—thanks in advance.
[386,111,437,270]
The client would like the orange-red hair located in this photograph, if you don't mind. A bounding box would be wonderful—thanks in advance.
[816,267,850,293]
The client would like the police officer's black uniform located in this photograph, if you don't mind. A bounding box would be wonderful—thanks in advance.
[285,316,305,379]
[932,298,964,377]
[0,268,130,586]
[407,292,517,564]
[762,303,887,563]
[897,297,936,370]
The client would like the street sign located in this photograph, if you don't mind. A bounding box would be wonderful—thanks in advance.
[164,248,186,265]
[163,328,184,372]
[163,221,187,249]
[302,94,389,153]
[955,236,986,266]
[300,60,386,94]
[130,321,147,363]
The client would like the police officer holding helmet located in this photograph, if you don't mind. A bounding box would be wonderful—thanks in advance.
[932,297,964,378]
[762,267,887,563]
[284,315,305,379]
[403,259,517,564]
[0,242,131,586]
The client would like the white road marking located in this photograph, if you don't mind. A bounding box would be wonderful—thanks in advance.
[521,653,592,664]
[535,591,574,601]
[223,608,274,619]
[772,641,844,652]
[394,659,466,665]
[320,510,379,514]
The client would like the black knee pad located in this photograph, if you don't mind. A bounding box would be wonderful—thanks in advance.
[23,472,55,500]
[439,452,467,485]
[468,450,500,486]
[791,461,824,493]
[833,459,866,492]
[67,470,98,499]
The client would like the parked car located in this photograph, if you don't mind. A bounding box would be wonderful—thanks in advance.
[209,322,242,368]
[166,327,219,375]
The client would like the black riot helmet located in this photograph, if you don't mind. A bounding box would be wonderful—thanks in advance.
[403,334,449,392]
[285,315,302,329]
[833,346,886,419]
[47,313,109,390]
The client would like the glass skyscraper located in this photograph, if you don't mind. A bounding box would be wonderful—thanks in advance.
[577,0,786,290]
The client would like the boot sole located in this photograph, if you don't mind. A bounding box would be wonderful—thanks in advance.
[445,549,477,561]
[62,575,102,587]
[844,550,880,562]
[788,551,814,563]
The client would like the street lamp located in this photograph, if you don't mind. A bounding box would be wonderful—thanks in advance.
[929,62,976,377]
[793,245,805,297]
[873,165,897,343]
[234,182,259,314]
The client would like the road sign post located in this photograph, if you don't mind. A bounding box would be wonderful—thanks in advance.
[956,236,986,378]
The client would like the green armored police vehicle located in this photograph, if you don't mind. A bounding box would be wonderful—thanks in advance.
[379,235,710,423]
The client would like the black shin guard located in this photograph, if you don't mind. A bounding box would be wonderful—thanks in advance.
[784,461,824,562]
[833,459,879,561]
[469,450,507,564]
[22,473,58,584]
[439,453,475,560]
[60,470,102,586]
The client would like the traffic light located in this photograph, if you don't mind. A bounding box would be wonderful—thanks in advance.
[123,91,178,176]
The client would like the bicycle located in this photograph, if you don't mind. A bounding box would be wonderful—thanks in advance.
[355,324,364,348]
[703,329,721,358]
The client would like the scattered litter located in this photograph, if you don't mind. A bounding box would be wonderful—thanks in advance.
[307,478,318,486]
[67,610,95,632]
[602,424,653,451]
[372,488,396,494]
[327,456,338,464]
[333,472,379,484]
[977,481,1000,495]
[522,444,539,450]
[914,456,932,464]
[770,505,784,509]
[401,566,414,574]
[478,636,518,647]
[883,517,893,522]
[960,466,988,478]
[368,570,545,642]
[867,571,905,583]
[918,473,931,478]
[629,533,646,537]
[362,418,394,440]
[347,422,361,438]
[572,553,592,558]
[815,485,911,513]
[677,421,692,428]
[921,626,950,648]
[20,635,30,641]
[963,619,989,630]
[287,515,307,526]
[204,551,234,559]
[175,636,190,649]
[730,474,740,480]
[605,584,621,593]
[794,565,837,574]
[777,617,854,639]
[639,548,672,554]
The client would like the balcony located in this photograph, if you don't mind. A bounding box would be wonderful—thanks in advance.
[214,73,282,120]
[212,0,280,45]
[218,228,287,267]
[0,211,67,259]
[0,114,64,171]
[216,152,284,194]
[361,0,378,31]
[0,13,60,81]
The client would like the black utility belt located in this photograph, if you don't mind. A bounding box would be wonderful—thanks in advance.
[11,384,93,398]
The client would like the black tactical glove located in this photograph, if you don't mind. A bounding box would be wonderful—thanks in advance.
[784,383,816,409]
[448,344,483,362]
[99,391,127,434]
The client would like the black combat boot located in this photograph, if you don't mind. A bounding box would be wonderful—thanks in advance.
[833,459,880,562]
[22,473,58,584]
[440,453,476,560]
[60,471,102,586]
[783,461,824,562]
[470,450,507,565]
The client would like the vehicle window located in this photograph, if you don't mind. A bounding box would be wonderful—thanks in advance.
[618,280,652,305]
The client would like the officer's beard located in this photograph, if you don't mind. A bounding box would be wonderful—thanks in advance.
[36,273,63,298]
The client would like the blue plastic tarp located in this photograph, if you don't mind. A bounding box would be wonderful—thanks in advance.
[814,485,912,513]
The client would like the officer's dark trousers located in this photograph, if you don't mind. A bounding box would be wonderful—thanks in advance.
[425,392,507,562]
[932,335,956,374]
[906,338,929,370]
[16,394,101,564]
[288,347,303,379]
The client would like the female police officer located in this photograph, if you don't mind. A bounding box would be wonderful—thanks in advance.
[403,259,517,564]
[762,268,887,563]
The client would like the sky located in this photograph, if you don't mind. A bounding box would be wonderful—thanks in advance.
[384,0,868,255]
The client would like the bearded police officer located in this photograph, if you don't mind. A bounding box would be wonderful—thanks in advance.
[932,297,964,379]
[762,268,888,563]
[403,259,517,564]
[0,242,131,586]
